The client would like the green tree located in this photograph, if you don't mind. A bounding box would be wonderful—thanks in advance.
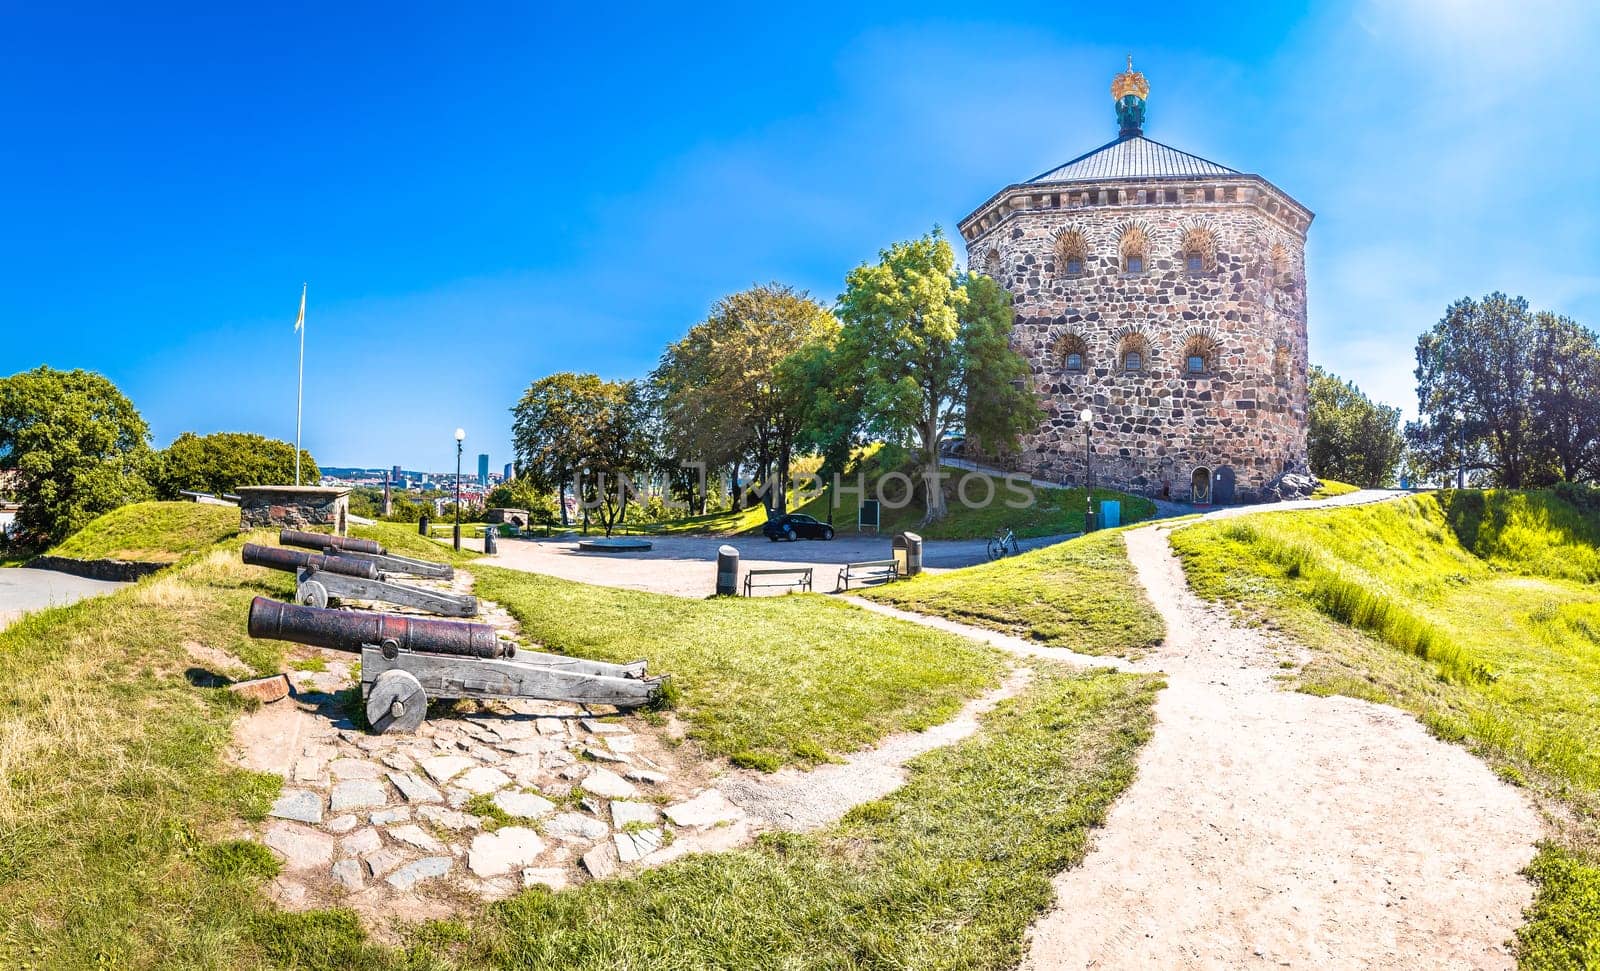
[0,366,153,545]
[835,230,1039,523]
[1306,366,1405,487]
[511,372,606,526]
[652,284,837,515]
[152,431,318,499]
[1530,312,1600,483]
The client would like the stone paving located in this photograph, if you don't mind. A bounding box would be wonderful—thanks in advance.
[233,573,755,920]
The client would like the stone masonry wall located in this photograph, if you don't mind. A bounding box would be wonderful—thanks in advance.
[960,176,1310,502]
[238,487,351,535]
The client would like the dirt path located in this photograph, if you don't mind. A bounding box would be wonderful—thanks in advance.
[1021,524,1541,969]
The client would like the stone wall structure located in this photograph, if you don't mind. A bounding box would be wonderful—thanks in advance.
[957,61,1312,503]
[238,486,350,535]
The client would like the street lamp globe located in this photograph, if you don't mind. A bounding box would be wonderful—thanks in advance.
[454,427,466,442]
[1079,407,1093,424]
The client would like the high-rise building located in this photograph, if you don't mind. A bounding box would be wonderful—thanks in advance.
[477,453,489,487]
[392,464,402,484]
[503,462,514,481]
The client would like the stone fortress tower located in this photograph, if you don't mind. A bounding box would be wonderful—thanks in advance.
[957,59,1312,503]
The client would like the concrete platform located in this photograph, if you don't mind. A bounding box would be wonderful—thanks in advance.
[0,567,129,631]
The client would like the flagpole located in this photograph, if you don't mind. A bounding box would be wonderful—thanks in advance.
[295,282,306,486]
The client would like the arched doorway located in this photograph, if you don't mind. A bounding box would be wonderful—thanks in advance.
[1191,466,1212,505]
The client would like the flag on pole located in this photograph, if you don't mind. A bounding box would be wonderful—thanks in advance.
[294,285,306,332]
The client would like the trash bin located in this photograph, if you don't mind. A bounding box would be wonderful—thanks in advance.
[418,513,430,536]
[483,524,498,554]
[893,531,924,576]
[1098,500,1121,529]
[715,544,740,597]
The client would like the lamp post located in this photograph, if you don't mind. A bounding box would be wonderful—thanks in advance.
[580,466,590,535]
[453,428,465,551]
[1080,407,1095,532]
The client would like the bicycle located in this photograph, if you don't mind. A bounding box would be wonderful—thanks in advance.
[986,527,1020,560]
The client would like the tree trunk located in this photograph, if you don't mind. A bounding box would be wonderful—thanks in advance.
[919,416,947,524]
[559,478,571,527]
[775,440,792,515]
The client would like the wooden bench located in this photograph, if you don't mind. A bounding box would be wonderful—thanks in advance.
[743,567,814,596]
[836,559,899,591]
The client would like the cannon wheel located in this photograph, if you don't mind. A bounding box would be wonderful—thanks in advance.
[366,669,427,734]
[297,579,328,609]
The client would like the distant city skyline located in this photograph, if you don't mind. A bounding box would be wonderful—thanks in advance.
[2,2,1596,468]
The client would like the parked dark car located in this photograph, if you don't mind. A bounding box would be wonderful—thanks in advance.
[762,513,835,542]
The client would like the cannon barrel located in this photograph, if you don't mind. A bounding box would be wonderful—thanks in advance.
[279,528,384,556]
[241,543,381,580]
[248,596,511,658]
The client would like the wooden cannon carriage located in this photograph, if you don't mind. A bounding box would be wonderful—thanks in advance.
[247,596,666,733]
[242,542,478,617]
[278,528,453,579]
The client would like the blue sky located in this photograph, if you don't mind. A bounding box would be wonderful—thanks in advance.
[3,1,1597,471]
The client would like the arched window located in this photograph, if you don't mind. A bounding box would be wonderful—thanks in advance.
[1055,229,1088,278]
[1118,333,1150,373]
[1119,225,1149,275]
[1181,226,1217,275]
[984,248,1000,275]
[1182,334,1218,375]
[1053,333,1088,372]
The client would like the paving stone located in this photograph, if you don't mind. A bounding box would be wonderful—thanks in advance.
[446,786,473,809]
[543,812,609,843]
[613,827,664,863]
[269,789,324,825]
[330,779,388,813]
[468,827,547,878]
[325,814,359,835]
[370,807,411,825]
[579,768,637,799]
[522,866,570,891]
[388,824,444,853]
[535,718,569,737]
[583,746,629,764]
[490,720,538,741]
[556,762,587,780]
[270,877,308,906]
[228,673,290,704]
[380,751,415,772]
[497,737,553,756]
[263,822,335,870]
[542,782,575,800]
[466,744,504,764]
[420,755,476,784]
[388,771,444,804]
[455,766,512,795]
[546,749,577,769]
[580,796,604,816]
[457,721,498,741]
[342,827,382,857]
[610,800,660,829]
[418,805,482,831]
[362,847,408,878]
[493,790,556,820]
[292,757,328,785]
[581,843,619,879]
[603,736,638,754]
[331,858,365,890]
[581,719,631,735]
[386,856,452,890]
[329,758,383,780]
[665,790,746,829]
[624,768,669,785]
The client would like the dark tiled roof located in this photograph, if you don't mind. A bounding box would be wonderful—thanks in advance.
[1027,134,1239,184]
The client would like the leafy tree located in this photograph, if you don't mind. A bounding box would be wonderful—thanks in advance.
[652,284,836,516]
[1530,312,1600,483]
[1406,293,1599,487]
[576,379,652,536]
[1306,366,1404,487]
[511,372,607,526]
[0,366,153,545]
[835,230,1039,523]
[153,431,317,499]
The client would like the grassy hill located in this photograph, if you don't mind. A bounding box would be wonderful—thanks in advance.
[1170,488,1600,966]
[46,500,239,563]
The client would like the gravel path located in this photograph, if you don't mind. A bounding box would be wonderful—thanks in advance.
[1021,524,1542,969]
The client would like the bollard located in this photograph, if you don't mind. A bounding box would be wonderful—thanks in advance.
[715,544,739,596]
[419,514,430,537]
[483,524,498,554]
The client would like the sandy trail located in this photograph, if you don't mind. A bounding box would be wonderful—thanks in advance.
[1021,524,1541,970]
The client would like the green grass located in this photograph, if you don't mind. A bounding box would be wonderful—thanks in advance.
[860,529,1166,657]
[45,500,239,563]
[352,521,482,565]
[1168,489,1600,968]
[640,502,772,536]
[1310,477,1360,498]
[472,567,1005,769]
[242,665,1159,971]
